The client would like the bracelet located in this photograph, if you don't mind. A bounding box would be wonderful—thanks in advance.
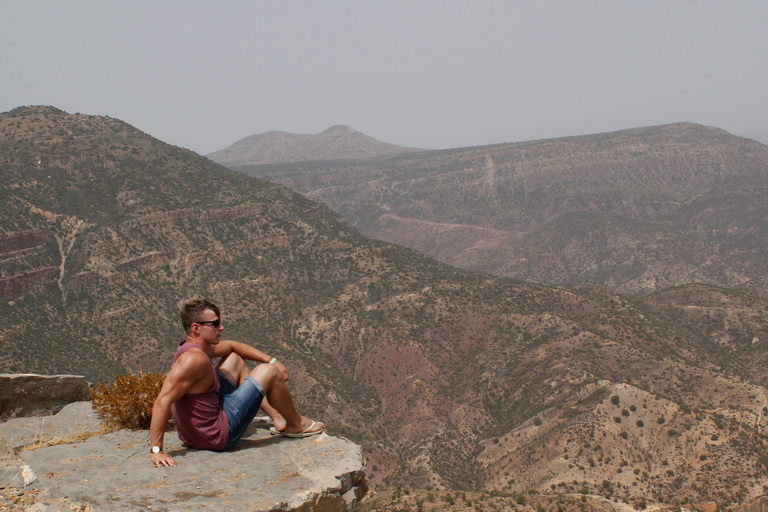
[269,357,277,364]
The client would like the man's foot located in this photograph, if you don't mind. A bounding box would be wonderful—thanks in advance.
[270,414,287,433]
[268,412,287,436]
[283,419,325,438]
[261,398,287,434]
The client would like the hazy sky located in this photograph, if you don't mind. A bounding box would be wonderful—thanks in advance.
[2,1,767,154]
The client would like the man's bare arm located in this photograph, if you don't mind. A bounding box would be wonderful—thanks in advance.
[149,351,209,467]
[212,340,289,380]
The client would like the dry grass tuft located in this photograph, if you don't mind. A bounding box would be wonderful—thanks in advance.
[90,372,165,430]
[19,423,116,452]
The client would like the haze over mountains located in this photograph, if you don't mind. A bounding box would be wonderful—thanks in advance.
[4,107,768,508]
[227,123,768,298]
[207,124,423,166]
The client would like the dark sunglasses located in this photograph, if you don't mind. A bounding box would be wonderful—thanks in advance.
[195,319,221,328]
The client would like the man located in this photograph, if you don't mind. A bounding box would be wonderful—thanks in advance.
[150,298,324,467]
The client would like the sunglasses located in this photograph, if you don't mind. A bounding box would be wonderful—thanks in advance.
[195,319,221,328]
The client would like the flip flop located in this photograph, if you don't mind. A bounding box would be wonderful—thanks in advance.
[269,427,283,436]
[282,420,325,438]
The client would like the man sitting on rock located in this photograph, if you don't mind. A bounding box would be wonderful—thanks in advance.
[150,298,324,467]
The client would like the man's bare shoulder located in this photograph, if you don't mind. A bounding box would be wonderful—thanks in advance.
[171,345,210,376]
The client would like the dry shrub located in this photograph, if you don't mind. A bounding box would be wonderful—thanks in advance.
[91,372,165,430]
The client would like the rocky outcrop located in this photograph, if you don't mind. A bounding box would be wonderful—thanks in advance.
[0,268,59,302]
[1,401,367,511]
[0,374,90,419]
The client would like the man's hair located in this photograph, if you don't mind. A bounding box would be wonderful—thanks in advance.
[180,298,221,333]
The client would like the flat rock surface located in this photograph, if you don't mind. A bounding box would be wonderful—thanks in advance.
[3,403,366,511]
[21,429,364,511]
[0,402,103,450]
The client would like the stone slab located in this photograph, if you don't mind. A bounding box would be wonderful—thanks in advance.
[20,425,366,511]
[0,374,90,419]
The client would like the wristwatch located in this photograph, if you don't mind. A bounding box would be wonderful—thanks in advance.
[151,446,162,454]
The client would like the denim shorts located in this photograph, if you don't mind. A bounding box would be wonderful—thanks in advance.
[217,372,265,449]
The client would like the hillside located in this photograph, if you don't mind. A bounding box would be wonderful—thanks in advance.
[207,125,423,165]
[232,123,768,297]
[3,107,768,507]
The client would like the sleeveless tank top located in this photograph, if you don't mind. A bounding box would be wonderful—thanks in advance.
[170,341,228,451]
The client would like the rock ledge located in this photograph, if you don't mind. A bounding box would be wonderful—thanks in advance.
[1,402,367,511]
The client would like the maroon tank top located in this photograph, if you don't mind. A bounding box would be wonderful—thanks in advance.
[170,341,228,451]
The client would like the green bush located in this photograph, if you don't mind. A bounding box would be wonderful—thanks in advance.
[91,372,165,429]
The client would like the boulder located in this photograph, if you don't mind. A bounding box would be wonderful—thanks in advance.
[0,374,90,419]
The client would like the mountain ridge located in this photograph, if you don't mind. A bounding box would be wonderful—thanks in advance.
[232,121,768,297]
[207,124,423,166]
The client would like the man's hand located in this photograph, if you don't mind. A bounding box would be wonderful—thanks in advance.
[273,360,289,381]
[151,451,177,467]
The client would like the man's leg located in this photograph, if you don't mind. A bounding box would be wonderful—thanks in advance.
[217,353,249,384]
[217,354,287,432]
[260,398,287,433]
[249,363,324,436]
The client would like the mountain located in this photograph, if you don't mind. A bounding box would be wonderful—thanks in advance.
[4,107,768,507]
[232,123,768,298]
[207,125,423,166]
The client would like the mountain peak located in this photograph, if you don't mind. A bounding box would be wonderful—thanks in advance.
[207,126,422,166]
[320,124,359,135]
[7,105,69,117]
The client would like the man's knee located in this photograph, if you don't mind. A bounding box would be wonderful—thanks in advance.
[219,352,245,370]
[250,363,282,391]
[218,353,249,384]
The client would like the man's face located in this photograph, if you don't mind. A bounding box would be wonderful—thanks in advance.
[195,308,223,344]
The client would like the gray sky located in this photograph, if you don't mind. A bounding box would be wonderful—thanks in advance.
[2,1,767,154]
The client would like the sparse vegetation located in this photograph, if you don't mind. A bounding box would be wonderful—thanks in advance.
[91,372,165,429]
